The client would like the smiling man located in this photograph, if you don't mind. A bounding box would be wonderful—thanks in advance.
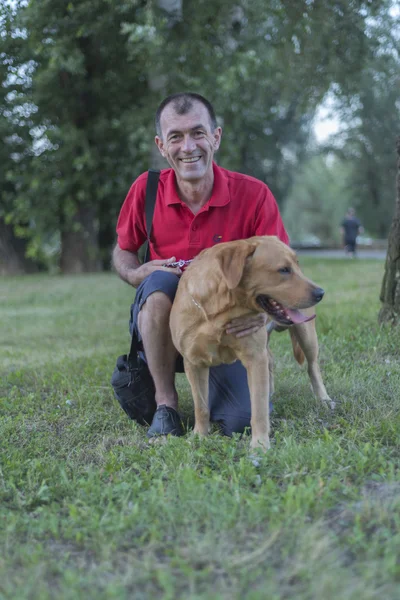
[156,98,219,185]
[112,92,288,439]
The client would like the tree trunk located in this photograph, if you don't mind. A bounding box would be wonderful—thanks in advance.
[60,205,101,273]
[0,219,39,275]
[379,136,400,324]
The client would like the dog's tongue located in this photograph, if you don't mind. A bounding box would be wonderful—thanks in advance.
[286,309,316,324]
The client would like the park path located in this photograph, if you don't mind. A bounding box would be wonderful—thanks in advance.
[295,249,386,260]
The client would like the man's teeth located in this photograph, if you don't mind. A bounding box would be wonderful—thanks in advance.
[181,157,201,163]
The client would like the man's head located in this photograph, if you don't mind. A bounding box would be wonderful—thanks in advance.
[155,92,222,184]
[347,207,355,217]
[155,93,218,138]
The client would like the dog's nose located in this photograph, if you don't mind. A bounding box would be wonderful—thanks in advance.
[312,287,325,303]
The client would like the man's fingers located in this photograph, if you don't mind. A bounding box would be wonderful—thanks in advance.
[152,256,176,265]
[147,257,182,274]
[226,313,267,337]
[234,326,260,338]
[226,323,262,335]
[160,266,182,275]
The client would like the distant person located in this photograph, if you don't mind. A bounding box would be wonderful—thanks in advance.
[340,208,364,257]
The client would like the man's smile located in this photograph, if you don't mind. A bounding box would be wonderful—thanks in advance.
[180,156,202,163]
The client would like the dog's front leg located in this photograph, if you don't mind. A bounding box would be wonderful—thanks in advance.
[243,351,270,452]
[291,320,332,405]
[184,360,210,436]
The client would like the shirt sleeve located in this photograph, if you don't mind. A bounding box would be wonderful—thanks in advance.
[116,177,148,252]
[253,186,289,245]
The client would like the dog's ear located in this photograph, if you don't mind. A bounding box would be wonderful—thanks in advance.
[217,241,257,289]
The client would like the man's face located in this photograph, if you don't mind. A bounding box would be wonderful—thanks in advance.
[155,101,222,183]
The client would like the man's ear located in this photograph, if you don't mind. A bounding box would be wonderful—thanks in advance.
[213,127,222,151]
[216,240,257,290]
[155,136,165,157]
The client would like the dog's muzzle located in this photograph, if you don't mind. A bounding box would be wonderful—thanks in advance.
[256,295,317,326]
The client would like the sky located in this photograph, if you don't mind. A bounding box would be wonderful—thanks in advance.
[313,96,341,143]
[313,114,340,143]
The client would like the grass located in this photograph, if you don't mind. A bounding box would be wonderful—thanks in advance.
[1,257,400,599]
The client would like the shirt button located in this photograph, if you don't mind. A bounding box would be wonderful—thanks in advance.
[192,225,197,231]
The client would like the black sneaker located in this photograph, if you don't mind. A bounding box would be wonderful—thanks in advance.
[147,405,184,439]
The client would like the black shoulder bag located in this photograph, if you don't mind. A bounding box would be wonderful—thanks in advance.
[111,169,160,425]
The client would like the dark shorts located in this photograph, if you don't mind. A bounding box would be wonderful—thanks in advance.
[345,239,357,253]
[129,271,271,436]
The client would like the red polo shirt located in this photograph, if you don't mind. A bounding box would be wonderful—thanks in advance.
[116,162,289,261]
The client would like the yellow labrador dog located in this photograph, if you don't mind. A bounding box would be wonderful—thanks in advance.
[170,236,330,451]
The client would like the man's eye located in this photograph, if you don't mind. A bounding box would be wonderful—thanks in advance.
[278,267,291,274]
[194,131,205,137]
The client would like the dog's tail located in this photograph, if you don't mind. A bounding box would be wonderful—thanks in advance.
[289,329,305,366]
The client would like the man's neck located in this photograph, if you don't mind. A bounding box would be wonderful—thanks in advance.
[175,171,214,215]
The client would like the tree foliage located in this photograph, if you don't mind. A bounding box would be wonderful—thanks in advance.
[321,10,400,238]
[0,0,397,272]
[282,155,354,244]
[18,0,159,271]
[138,0,393,198]
[0,1,42,273]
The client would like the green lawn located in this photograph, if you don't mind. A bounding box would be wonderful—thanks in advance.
[1,258,400,599]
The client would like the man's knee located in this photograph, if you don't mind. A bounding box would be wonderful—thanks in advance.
[138,291,172,332]
[142,291,172,313]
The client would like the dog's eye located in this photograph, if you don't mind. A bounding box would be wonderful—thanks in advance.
[278,267,292,274]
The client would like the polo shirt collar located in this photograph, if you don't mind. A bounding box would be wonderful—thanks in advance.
[165,162,230,208]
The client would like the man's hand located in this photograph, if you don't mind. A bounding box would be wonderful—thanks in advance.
[112,245,182,288]
[127,256,182,287]
[226,313,268,338]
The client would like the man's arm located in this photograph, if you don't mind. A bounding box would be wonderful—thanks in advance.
[112,244,142,287]
[112,244,181,288]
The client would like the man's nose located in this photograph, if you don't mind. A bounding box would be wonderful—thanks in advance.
[181,135,197,152]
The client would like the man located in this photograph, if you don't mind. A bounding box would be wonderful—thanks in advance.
[340,207,364,257]
[112,92,289,439]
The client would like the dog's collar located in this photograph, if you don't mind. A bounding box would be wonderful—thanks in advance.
[190,295,210,322]
[191,295,202,310]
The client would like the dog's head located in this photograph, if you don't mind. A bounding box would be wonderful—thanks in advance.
[214,236,325,326]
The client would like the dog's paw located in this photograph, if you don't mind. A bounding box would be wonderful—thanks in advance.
[193,425,210,437]
[250,437,270,453]
[321,397,336,411]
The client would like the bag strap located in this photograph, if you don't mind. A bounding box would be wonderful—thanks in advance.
[128,168,160,366]
[143,168,161,264]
